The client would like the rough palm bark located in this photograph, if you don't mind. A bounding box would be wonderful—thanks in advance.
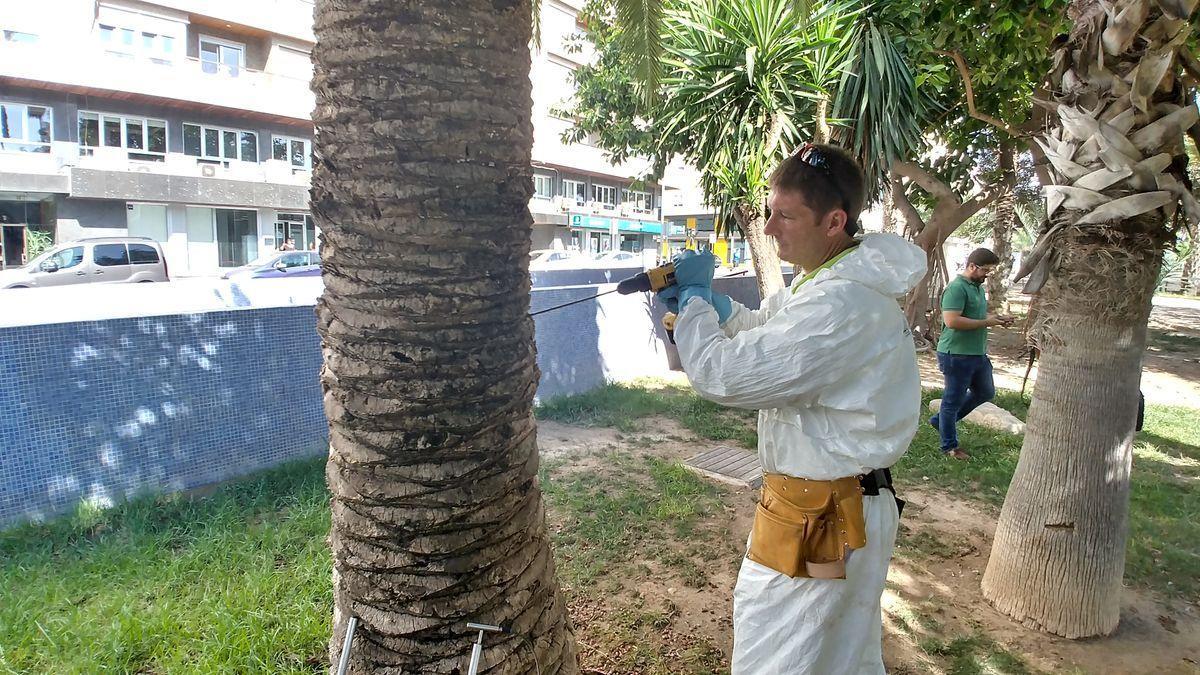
[734,205,785,297]
[311,0,578,671]
[880,181,898,234]
[1180,238,1197,293]
[988,144,1019,312]
[983,0,1199,638]
[814,96,832,144]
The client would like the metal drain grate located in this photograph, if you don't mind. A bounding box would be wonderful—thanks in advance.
[684,445,762,487]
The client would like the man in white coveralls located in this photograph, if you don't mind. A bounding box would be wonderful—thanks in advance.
[658,143,926,673]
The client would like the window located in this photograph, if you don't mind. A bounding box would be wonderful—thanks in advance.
[98,23,174,62]
[562,179,586,203]
[48,247,84,270]
[591,184,616,208]
[128,244,160,264]
[274,213,317,250]
[623,190,654,212]
[79,112,166,160]
[184,123,258,163]
[216,209,257,267]
[277,252,310,268]
[533,174,554,199]
[199,36,244,77]
[2,30,38,44]
[0,102,52,153]
[127,203,168,242]
[271,135,311,169]
[93,244,130,267]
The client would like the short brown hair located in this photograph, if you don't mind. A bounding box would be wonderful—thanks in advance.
[770,143,866,235]
[967,248,1001,267]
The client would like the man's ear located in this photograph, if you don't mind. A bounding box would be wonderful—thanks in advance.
[825,208,847,237]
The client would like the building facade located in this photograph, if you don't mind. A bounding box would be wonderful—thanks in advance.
[528,0,669,257]
[661,159,749,265]
[0,0,317,273]
[0,0,668,273]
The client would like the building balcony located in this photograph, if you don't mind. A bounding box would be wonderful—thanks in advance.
[0,41,313,122]
[152,0,316,43]
[0,145,310,209]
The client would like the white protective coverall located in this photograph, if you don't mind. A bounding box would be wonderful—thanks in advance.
[674,233,927,674]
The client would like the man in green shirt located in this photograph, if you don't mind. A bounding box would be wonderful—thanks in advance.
[929,248,1013,459]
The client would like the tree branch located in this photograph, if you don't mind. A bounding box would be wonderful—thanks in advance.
[938,50,1026,139]
[1179,47,1200,85]
[892,161,956,202]
[890,173,926,234]
[957,186,1006,223]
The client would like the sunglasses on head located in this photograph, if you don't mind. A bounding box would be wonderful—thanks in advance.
[793,144,856,233]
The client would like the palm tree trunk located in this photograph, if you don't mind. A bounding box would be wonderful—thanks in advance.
[982,0,1194,638]
[1181,239,1197,294]
[312,1,578,671]
[987,144,1018,312]
[982,230,1161,638]
[814,96,831,144]
[881,183,897,233]
[735,204,785,297]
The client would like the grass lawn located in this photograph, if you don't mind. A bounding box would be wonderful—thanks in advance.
[0,461,332,674]
[2,379,1195,673]
[537,379,1200,600]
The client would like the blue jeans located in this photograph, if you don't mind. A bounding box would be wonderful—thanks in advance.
[931,352,995,452]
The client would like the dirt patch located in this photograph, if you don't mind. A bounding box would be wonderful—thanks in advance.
[889,487,1200,675]
[920,296,1200,409]
[538,419,1200,675]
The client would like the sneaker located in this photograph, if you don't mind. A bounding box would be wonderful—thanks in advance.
[944,448,970,460]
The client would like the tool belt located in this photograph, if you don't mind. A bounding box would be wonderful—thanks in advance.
[747,468,899,579]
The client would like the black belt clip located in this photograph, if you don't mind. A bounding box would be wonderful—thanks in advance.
[858,467,904,518]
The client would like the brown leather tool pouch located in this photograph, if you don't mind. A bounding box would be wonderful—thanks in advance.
[747,474,867,579]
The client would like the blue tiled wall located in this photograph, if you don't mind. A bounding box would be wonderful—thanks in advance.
[0,277,776,527]
[0,308,327,526]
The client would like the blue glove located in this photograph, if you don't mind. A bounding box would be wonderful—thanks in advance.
[711,292,733,325]
[678,287,734,325]
[656,284,680,313]
[673,251,716,290]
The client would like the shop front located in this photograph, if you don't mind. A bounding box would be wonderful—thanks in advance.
[569,213,666,256]
[0,197,54,269]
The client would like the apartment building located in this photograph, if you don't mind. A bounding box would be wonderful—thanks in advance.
[661,159,750,264]
[0,0,669,272]
[529,0,672,257]
[0,0,316,273]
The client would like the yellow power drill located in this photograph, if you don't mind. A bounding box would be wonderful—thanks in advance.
[617,263,680,342]
[615,262,676,295]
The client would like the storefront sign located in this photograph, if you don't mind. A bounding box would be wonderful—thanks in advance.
[569,213,666,235]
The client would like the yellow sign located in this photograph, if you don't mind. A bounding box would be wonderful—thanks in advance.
[713,239,729,265]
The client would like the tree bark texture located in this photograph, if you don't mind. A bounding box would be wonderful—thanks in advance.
[983,0,1196,638]
[982,229,1160,638]
[814,96,831,144]
[880,183,897,234]
[311,1,578,671]
[735,205,785,298]
[1181,240,1197,294]
[988,144,1018,312]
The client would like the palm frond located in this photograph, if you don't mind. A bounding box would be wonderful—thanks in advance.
[615,0,667,101]
[532,0,542,50]
[831,19,929,204]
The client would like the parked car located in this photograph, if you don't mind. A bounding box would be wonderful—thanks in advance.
[0,237,169,289]
[590,250,641,267]
[529,248,586,270]
[221,251,321,279]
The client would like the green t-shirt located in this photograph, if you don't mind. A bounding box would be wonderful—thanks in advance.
[937,275,989,355]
